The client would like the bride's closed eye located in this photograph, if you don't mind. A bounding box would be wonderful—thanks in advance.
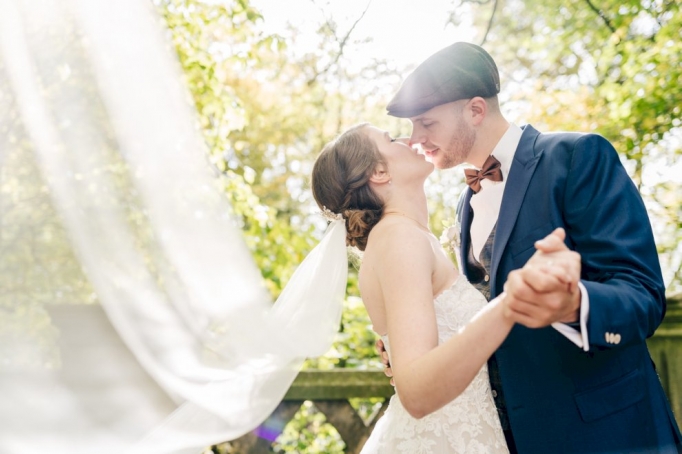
[383,132,397,143]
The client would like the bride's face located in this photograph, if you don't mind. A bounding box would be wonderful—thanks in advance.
[365,126,434,184]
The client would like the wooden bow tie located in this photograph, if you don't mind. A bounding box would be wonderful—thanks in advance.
[464,155,503,193]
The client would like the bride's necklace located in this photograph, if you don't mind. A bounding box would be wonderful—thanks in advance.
[382,211,430,232]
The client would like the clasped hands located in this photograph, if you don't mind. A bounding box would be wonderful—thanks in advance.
[502,227,581,327]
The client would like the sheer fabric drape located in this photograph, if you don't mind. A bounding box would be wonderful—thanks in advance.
[0,0,347,452]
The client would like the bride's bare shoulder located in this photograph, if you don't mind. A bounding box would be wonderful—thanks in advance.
[364,219,432,260]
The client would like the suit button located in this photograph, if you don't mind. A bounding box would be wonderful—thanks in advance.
[492,390,498,398]
[484,275,490,282]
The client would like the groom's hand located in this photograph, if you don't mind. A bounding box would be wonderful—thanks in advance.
[376,338,395,386]
[503,228,582,328]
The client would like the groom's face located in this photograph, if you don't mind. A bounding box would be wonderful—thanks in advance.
[408,101,475,170]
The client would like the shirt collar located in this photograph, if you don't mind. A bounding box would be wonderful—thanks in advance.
[487,123,522,180]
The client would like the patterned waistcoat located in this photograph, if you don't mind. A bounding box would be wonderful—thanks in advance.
[466,222,510,430]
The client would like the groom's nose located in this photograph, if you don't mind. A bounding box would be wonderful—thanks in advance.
[409,127,425,146]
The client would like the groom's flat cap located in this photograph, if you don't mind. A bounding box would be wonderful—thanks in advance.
[387,42,500,118]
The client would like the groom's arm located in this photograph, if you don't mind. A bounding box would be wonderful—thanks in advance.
[561,134,665,348]
[507,134,665,351]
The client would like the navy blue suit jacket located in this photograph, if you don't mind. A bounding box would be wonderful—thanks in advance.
[457,125,681,453]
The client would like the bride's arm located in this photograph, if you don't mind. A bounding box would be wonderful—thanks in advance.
[377,226,513,419]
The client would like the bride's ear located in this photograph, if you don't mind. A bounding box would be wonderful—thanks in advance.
[369,163,391,185]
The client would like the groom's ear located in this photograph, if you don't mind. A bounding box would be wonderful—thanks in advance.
[369,163,391,185]
[467,97,487,126]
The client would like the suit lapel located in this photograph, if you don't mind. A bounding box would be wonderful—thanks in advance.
[489,125,543,295]
[458,188,474,277]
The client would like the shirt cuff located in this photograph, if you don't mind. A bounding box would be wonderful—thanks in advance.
[550,282,590,351]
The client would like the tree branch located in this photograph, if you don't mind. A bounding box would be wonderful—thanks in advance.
[584,0,616,34]
[480,0,498,46]
[307,0,373,86]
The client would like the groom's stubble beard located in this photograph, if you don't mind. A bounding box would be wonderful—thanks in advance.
[437,114,476,170]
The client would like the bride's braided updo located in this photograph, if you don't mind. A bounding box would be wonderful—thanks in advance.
[311,123,385,251]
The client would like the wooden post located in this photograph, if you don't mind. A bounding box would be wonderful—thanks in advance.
[648,293,682,427]
[284,370,394,453]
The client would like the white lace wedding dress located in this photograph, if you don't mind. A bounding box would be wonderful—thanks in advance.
[361,275,509,453]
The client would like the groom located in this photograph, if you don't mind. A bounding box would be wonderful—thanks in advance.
[384,42,682,453]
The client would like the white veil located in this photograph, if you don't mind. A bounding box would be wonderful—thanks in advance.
[0,0,347,452]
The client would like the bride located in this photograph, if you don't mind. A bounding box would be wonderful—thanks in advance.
[310,123,574,453]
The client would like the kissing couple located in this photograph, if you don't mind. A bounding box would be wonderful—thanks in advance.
[304,42,681,453]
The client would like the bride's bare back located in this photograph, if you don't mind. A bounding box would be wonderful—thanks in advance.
[359,216,458,337]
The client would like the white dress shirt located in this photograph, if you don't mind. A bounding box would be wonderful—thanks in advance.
[468,123,590,351]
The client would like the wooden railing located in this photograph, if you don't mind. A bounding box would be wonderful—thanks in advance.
[224,370,394,453]
[226,294,682,453]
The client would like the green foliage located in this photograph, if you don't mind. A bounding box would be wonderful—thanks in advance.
[157,0,324,298]
[273,401,346,453]
[304,295,382,370]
